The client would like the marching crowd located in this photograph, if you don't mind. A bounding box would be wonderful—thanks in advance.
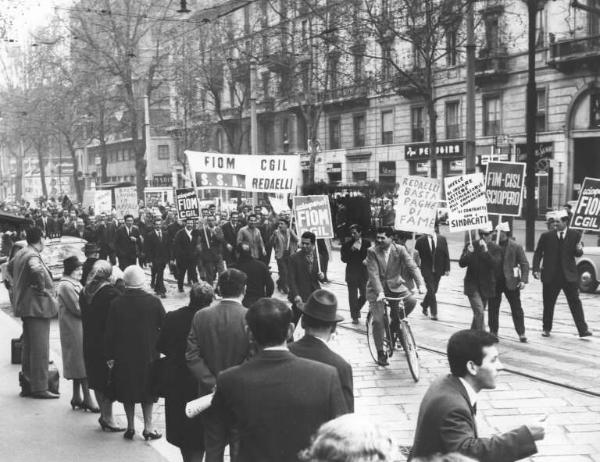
[2,195,595,462]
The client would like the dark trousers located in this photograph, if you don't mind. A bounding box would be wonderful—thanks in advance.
[542,279,588,334]
[347,280,367,320]
[150,261,166,294]
[467,291,487,331]
[276,254,291,291]
[100,249,116,266]
[200,255,225,285]
[488,281,525,335]
[203,408,239,462]
[118,256,136,271]
[21,317,51,393]
[422,272,442,316]
[176,258,198,290]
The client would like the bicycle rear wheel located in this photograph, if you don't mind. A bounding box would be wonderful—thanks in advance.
[400,322,420,382]
[366,312,394,364]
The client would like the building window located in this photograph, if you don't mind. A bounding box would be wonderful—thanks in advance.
[262,72,270,99]
[353,114,366,147]
[229,81,236,107]
[329,118,341,149]
[413,44,423,69]
[327,53,339,89]
[381,42,393,80]
[300,61,310,94]
[446,29,458,66]
[282,117,290,152]
[301,19,309,46]
[445,101,460,139]
[411,106,425,142]
[483,95,501,136]
[536,8,547,48]
[484,16,500,53]
[354,53,364,82]
[158,145,170,160]
[381,110,393,145]
[327,162,342,183]
[536,88,546,132]
[352,171,367,183]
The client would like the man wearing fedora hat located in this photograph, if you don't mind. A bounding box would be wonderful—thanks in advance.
[289,289,354,411]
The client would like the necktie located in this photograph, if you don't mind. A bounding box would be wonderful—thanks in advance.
[431,236,436,273]
[158,231,162,241]
[559,232,564,243]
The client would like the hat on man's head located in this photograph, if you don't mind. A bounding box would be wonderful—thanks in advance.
[63,256,82,276]
[84,243,100,256]
[123,265,145,289]
[300,289,343,323]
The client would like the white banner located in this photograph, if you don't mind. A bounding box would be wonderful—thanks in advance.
[268,195,291,215]
[444,173,490,232]
[114,187,138,218]
[395,176,441,235]
[186,151,300,193]
[94,190,113,215]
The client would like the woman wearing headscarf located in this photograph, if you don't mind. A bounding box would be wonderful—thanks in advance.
[80,260,125,432]
[105,265,166,441]
[157,281,214,461]
[58,256,99,412]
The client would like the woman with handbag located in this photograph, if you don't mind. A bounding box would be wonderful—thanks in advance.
[105,265,166,441]
[58,256,99,412]
[156,281,214,462]
[80,260,125,432]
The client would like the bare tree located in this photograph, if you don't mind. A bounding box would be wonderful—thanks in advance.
[68,0,178,199]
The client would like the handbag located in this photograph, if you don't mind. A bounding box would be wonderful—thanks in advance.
[18,361,60,395]
[11,337,22,365]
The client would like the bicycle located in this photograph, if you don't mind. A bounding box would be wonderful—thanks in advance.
[366,295,420,382]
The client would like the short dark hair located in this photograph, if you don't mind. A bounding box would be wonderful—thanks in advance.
[376,227,394,237]
[63,256,82,275]
[278,218,289,227]
[349,224,362,234]
[246,298,292,347]
[26,227,43,245]
[123,214,134,221]
[447,330,499,378]
[218,268,247,298]
[301,231,316,244]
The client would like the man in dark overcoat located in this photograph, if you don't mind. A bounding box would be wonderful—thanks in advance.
[144,217,170,298]
[114,214,141,270]
[340,224,370,323]
[172,218,199,293]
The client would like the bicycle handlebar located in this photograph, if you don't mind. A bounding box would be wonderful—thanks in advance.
[383,295,413,302]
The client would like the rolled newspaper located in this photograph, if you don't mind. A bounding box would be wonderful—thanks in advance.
[185,392,214,419]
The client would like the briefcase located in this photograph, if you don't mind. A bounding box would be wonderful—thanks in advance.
[11,337,22,365]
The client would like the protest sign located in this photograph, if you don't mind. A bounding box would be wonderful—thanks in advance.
[485,162,526,216]
[571,177,600,231]
[94,190,112,215]
[186,151,300,193]
[293,195,334,239]
[82,190,95,211]
[176,188,200,219]
[114,186,138,218]
[444,173,490,232]
[144,187,174,207]
[395,176,441,235]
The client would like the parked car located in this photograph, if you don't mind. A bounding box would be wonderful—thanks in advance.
[1,236,86,304]
[577,246,600,293]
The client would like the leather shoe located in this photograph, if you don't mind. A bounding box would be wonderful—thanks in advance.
[541,330,550,337]
[430,315,438,321]
[351,318,359,325]
[30,390,60,399]
[421,303,428,316]
[377,352,389,367]
[519,335,528,343]
[579,331,592,338]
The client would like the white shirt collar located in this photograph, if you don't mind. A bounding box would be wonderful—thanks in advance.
[458,377,479,407]
[556,229,565,238]
[263,345,288,351]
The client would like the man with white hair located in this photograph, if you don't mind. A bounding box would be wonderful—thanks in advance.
[533,210,592,338]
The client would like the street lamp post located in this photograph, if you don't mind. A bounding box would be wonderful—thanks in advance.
[525,0,546,251]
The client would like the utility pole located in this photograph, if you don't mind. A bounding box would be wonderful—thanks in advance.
[250,60,258,204]
[465,0,476,174]
[525,0,542,251]
[144,94,152,188]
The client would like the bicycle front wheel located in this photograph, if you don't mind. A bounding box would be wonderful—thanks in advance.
[366,312,393,364]
[400,322,420,382]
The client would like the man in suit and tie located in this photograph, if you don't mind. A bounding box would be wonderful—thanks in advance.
[186,269,251,461]
[415,222,450,321]
[221,211,241,264]
[289,289,354,411]
[210,297,348,462]
[196,215,226,285]
[144,217,169,298]
[366,227,424,366]
[35,208,58,238]
[533,210,592,338]
[172,218,199,293]
[409,329,544,461]
[288,231,325,324]
[114,214,141,270]
[488,223,530,342]
[103,211,119,265]
[340,224,371,324]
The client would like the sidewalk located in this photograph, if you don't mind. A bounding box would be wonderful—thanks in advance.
[0,308,173,462]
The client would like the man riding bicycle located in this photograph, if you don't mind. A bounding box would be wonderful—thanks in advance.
[366,227,425,366]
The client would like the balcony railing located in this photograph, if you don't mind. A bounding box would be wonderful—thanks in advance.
[475,50,509,85]
[318,84,368,102]
[548,35,600,73]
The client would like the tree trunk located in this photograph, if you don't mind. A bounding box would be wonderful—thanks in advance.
[37,146,48,199]
[69,145,83,203]
[427,96,438,179]
[126,85,146,201]
[14,152,23,200]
